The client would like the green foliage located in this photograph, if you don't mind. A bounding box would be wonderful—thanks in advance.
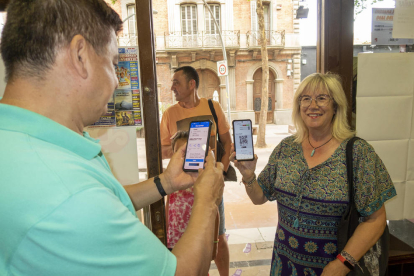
[111,0,118,4]
[354,0,385,15]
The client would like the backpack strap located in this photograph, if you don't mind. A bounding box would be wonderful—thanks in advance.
[208,99,221,143]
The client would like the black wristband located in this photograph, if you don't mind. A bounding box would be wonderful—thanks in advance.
[343,260,354,270]
[154,176,167,197]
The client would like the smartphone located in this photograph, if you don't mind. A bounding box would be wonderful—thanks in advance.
[183,120,213,172]
[233,119,254,161]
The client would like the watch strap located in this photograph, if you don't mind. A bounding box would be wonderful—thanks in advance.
[337,254,354,270]
[154,175,167,197]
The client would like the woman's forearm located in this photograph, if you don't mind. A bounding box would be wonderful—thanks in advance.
[243,177,268,205]
[341,205,387,262]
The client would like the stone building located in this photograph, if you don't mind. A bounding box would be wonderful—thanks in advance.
[109,0,301,125]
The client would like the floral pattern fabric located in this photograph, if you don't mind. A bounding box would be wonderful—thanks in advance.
[167,187,194,249]
[258,136,396,276]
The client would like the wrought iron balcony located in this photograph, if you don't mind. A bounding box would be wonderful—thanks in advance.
[246,30,285,48]
[164,31,240,50]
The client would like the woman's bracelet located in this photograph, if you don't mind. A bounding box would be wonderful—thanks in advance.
[241,173,256,188]
[339,250,362,271]
[336,254,354,270]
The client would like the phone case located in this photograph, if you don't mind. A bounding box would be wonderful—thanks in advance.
[183,120,213,172]
[232,119,255,161]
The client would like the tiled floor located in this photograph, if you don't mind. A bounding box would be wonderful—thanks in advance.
[209,240,274,276]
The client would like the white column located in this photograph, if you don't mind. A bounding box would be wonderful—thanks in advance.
[220,2,227,33]
[229,67,236,110]
[271,0,277,31]
[167,0,175,33]
[174,4,180,33]
[246,80,254,111]
[275,79,284,109]
[227,0,234,30]
[197,3,204,33]
[293,54,301,94]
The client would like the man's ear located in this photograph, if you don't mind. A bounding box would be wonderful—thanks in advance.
[189,79,196,90]
[69,35,89,79]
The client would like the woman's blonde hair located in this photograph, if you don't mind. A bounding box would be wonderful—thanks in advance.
[292,73,355,143]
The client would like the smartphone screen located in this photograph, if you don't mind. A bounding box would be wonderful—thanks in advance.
[183,120,212,171]
[233,119,254,161]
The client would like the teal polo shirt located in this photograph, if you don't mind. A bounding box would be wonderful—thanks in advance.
[0,103,176,276]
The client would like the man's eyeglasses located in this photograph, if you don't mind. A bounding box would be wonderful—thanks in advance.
[299,94,331,108]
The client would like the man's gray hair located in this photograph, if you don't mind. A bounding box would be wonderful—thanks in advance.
[1,0,123,82]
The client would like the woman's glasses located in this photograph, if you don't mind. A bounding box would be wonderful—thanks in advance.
[299,94,331,108]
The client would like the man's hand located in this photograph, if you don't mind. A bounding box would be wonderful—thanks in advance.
[162,143,197,194]
[321,259,351,276]
[194,151,224,206]
[229,143,258,181]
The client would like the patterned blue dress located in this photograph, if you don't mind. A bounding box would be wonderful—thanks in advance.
[257,136,396,276]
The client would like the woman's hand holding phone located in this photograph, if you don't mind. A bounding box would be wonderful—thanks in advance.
[230,143,258,181]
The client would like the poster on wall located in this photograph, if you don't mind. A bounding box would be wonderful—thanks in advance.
[91,47,142,127]
[393,0,414,39]
[371,8,414,45]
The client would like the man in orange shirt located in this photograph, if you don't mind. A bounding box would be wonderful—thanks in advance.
[160,66,231,276]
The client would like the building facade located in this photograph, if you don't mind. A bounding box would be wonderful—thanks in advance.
[111,0,301,125]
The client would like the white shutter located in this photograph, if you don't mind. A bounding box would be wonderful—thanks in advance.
[127,5,136,36]
[205,4,220,34]
[264,4,269,31]
[251,1,257,32]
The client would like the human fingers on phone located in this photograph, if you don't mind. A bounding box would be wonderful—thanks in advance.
[204,150,216,168]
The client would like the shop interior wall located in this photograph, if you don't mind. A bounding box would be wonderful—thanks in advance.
[356,52,414,220]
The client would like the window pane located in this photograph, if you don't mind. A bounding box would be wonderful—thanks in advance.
[181,4,197,35]
[181,6,186,33]
[127,5,136,35]
[205,4,220,34]
[192,6,196,34]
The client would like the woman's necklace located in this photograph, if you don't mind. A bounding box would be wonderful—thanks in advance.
[308,135,333,157]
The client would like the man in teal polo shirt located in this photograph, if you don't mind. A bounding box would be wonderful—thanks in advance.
[0,1,224,275]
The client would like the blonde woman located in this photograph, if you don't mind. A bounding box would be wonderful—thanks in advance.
[231,73,396,276]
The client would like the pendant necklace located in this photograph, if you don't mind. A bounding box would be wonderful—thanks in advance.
[308,136,333,157]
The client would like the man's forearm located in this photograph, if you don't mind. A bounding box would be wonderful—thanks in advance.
[124,174,171,211]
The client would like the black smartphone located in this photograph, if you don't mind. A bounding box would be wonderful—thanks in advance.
[233,119,255,161]
[183,120,213,172]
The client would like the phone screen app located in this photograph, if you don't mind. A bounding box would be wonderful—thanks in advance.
[234,120,253,160]
[184,121,210,170]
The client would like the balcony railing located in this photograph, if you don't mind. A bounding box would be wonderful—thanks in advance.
[118,32,138,47]
[246,30,285,48]
[164,31,240,49]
